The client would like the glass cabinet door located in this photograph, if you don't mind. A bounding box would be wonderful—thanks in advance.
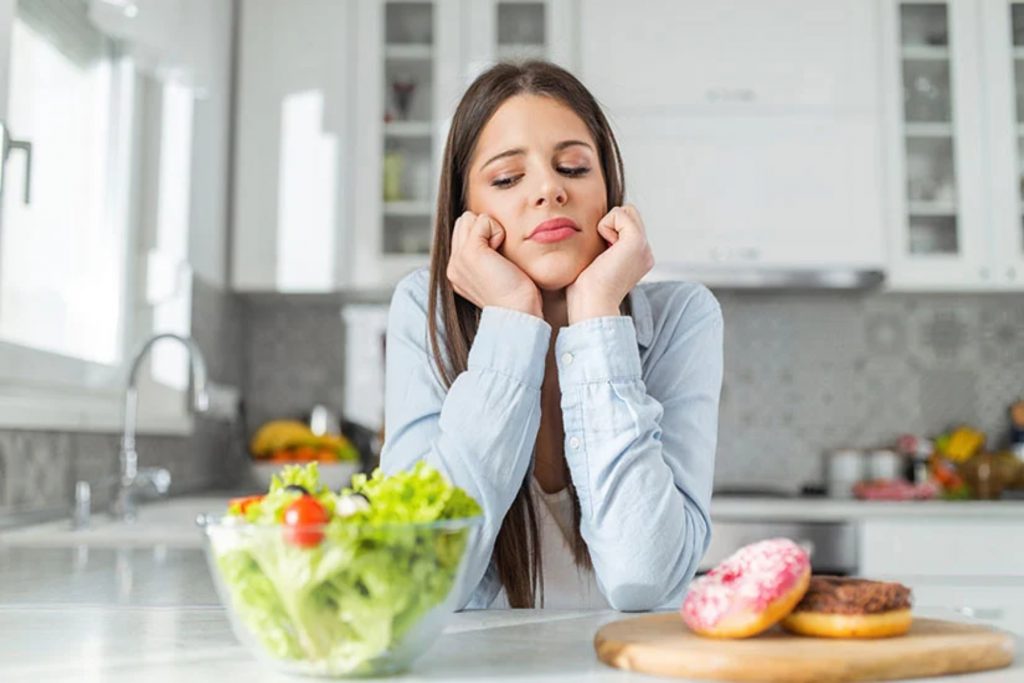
[885,0,989,289]
[462,0,575,90]
[381,1,436,257]
[898,3,960,256]
[496,2,546,62]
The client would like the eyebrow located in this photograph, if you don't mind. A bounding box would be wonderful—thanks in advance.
[478,139,593,173]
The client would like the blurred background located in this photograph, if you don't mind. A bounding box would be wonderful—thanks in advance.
[1,0,1023,519]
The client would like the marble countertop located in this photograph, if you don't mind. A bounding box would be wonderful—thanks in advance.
[2,546,1021,682]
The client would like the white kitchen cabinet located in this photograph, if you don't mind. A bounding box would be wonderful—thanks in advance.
[611,115,886,273]
[579,0,887,275]
[349,0,461,289]
[860,518,1024,635]
[461,0,577,87]
[232,0,578,291]
[980,1,1024,285]
[231,0,353,292]
[349,0,577,289]
[581,0,879,117]
[882,0,1024,291]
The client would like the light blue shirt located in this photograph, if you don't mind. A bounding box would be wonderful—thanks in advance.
[380,267,723,611]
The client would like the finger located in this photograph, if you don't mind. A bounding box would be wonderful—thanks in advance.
[622,204,645,234]
[473,213,503,249]
[453,211,475,249]
[596,208,625,245]
[450,213,465,251]
[487,220,505,250]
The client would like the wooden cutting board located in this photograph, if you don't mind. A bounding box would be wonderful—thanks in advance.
[594,613,1015,682]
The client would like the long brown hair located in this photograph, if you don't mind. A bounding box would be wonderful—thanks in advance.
[426,61,626,607]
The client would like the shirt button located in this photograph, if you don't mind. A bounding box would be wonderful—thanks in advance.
[569,436,581,450]
[561,352,574,365]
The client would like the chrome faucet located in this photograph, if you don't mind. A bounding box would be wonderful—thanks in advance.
[113,333,210,522]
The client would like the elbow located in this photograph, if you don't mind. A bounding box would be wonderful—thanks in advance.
[605,584,671,612]
[603,508,711,612]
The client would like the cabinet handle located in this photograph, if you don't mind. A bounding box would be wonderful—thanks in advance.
[705,88,757,103]
[955,606,1005,621]
[0,121,33,205]
[710,246,761,261]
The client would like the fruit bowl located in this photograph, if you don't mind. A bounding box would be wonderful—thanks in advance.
[201,513,481,677]
[250,459,359,491]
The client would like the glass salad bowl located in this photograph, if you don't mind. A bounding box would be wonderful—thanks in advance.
[199,462,482,677]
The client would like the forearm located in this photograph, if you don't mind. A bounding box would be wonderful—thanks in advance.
[555,310,721,611]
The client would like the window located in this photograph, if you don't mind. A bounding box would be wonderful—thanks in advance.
[0,0,196,433]
[0,0,128,365]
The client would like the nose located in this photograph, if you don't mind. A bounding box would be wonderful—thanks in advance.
[532,171,567,208]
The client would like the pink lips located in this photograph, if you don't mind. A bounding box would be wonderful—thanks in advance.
[528,217,580,244]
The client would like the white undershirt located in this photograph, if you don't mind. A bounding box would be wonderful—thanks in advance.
[489,477,610,609]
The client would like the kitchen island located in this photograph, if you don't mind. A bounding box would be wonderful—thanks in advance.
[1,545,1021,682]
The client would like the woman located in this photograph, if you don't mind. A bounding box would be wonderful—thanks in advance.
[380,61,723,611]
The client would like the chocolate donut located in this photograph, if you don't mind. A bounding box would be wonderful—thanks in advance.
[781,576,913,638]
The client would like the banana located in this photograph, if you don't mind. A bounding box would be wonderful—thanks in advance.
[942,426,986,463]
[250,420,315,455]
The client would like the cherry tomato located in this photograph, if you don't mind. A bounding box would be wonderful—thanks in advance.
[282,496,328,548]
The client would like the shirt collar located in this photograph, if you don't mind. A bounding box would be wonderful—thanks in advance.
[627,285,654,349]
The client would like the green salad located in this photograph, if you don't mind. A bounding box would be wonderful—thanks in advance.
[208,461,481,675]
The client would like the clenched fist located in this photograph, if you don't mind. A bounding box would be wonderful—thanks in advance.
[566,204,654,324]
[446,211,543,318]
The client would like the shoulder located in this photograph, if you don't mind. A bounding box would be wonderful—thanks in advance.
[637,279,722,336]
[390,266,432,315]
[393,266,431,301]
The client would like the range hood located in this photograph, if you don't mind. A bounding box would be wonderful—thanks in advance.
[646,265,886,290]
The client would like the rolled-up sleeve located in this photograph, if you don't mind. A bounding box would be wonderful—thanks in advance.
[380,270,551,610]
[555,285,723,611]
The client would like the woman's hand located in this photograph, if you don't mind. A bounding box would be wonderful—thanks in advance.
[447,211,543,317]
[566,204,654,324]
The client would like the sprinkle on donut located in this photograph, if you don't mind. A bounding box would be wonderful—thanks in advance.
[681,538,811,638]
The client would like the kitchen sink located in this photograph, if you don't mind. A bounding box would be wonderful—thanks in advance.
[0,495,233,548]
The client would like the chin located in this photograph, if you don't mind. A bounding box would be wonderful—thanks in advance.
[520,253,587,291]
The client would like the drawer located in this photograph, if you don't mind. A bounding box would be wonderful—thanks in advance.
[859,520,1024,577]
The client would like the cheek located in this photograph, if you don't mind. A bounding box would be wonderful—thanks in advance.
[466,186,514,223]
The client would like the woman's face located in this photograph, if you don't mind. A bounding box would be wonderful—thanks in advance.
[465,94,608,291]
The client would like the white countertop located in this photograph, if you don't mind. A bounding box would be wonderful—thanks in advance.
[1,546,1021,682]
[7,494,1024,551]
[711,496,1024,521]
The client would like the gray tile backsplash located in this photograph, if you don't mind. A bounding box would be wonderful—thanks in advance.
[713,290,1024,491]
[239,293,347,441]
[3,280,1023,516]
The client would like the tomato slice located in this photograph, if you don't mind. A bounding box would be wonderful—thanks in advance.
[282,496,328,548]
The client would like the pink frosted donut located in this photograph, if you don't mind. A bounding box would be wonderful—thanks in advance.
[681,538,811,638]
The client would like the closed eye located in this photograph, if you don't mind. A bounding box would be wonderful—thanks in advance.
[491,166,591,189]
